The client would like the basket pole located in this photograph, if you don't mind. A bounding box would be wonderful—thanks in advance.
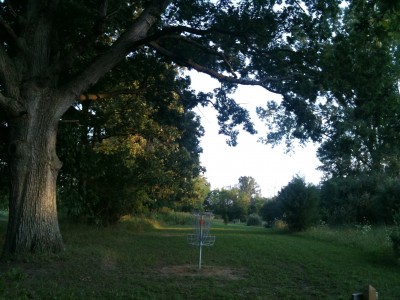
[198,214,204,270]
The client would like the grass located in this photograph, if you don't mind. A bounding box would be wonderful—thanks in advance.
[0,215,399,299]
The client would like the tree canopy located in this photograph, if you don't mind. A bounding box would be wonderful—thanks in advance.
[57,55,206,224]
[258,0,400,177]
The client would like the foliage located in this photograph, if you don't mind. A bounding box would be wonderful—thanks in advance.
[320,175,400,225]
[205,177,265,223]
[390,212,400,259]
[260,197,282,226]
[316,0,400,177]
[175,176,211,212]
[205,188,249,223]
[246,213,262,226]
[273,219,288,230]
[303,223,393,254]
[56,56,205,224]
[277,176,319,231]
[257,0,400,180]
[374,178,400,223]
[237,176,264,214]
[152,208,194,226]
[238,176,261,198]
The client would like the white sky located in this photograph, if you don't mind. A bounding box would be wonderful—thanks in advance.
[189,71,323,197]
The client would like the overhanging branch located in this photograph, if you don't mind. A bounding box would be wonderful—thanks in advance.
[159,35,237,78]
[60,0,172,101]
[0,16,27,55]
[148,41,282,94]
[78,87,145,101]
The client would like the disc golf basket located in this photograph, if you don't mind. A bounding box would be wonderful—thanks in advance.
[187,212,216,270]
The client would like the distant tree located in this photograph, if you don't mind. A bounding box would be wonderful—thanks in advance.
[207,188,248,223]
[261,197,282,226]
[177,176,211,212]
[237,176,264,214]
[249,196,267,216]
[246,213,262,226]
[319,175,400,225]
[278,176,319,231]
[238,176,261,198]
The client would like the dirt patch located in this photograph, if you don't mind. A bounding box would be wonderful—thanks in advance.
[158,265,246,280]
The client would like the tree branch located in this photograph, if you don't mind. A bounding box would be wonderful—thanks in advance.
[0,15,27,54]
[159,35,237,78]
[0,44,20,99]
[148,41,282,94]
[59,0,172,102]
[0,93,25,117]
[78,87,145,101]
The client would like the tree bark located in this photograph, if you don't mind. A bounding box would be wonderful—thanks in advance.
[3,89,64,255]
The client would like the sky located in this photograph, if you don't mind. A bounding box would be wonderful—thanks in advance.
[188,71,323,197]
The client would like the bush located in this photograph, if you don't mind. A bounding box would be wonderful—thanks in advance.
[273,219,288,230]
[320,175,400,226]
[260,197,282,225]
[390,212,400,259]
[374,178,400,224]
[246,213,262,226]
[278,176,319,232]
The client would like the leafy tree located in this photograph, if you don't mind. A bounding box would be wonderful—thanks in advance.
[316,0,400,177]
[258,0,400,177]
[246,213,262,226]
[320,175,400,225]
[237,176,264,214]
[278,176,319,231]
[206,187,248,223]
[57,56,204,223]
[238,176,261,198]
[0,1,340,255]
[177,176,211,212]
[261,197,282,226]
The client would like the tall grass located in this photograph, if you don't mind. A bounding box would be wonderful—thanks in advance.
[0,215,399,299]
[152,209,194,226]
[301,223,393,253]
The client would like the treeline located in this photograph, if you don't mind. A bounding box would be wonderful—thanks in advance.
[261,175,400,231]
[206,173,400,232]
[204,176,264,225]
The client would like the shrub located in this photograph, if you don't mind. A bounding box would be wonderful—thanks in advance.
[374,178,400,224]
[278,176,319,232]
[273,219,288,230]
[320,175,400,226]
[246,213,262,226]
[390,212,400,259]
[260,197,282,225]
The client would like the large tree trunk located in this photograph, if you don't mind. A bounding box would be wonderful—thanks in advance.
[3,90,64,255]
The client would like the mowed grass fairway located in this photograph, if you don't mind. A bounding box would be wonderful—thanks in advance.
[0,215,399,299]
